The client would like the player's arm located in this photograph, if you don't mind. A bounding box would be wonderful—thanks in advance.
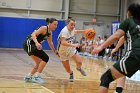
[100,29,125,49]
[113,36,125,52]
[92,29,125,54]
[111,36,125,56]
[47,33,58,54]
[31,26,46,44]
[75,30,85,34]
[31,26,46,50]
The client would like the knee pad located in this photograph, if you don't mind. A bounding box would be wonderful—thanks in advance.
[100,69,115,88]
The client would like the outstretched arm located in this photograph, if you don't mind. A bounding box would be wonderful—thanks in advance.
[111,36,125,56]
[92,29,125,54]
[47,34,58,55]
[75,30,85,34]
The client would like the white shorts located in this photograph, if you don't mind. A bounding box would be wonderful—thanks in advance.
[58,47,77,61]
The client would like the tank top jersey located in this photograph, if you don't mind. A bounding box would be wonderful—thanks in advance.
[23,26,51,55]
[57,26,75,51]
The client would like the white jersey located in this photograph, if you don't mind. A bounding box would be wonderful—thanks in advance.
[57,26,77,61]
[58,26,75,50]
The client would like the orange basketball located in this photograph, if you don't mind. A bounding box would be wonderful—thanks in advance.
[84,28,96,40]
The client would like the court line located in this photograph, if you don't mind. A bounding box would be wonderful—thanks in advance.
[41,86,55,93]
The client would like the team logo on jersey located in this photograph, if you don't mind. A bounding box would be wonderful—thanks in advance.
[66,36,75,43]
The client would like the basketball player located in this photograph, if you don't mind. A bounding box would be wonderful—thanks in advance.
[92,3,140,93]
[57,18,87,81]
[23,18,58,84]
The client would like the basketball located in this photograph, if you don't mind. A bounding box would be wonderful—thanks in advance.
[84,28,96,40]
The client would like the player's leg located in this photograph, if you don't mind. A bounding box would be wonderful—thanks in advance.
[62,60,73,81]
[115,76,126,93]
[24,55,42,82]
[99,51,140,93]
[72,53,86,76]
[31,50,49,84]
[99,67,124,93]
[30,55,42,75]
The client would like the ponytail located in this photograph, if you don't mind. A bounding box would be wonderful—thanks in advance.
[46,18,57,23]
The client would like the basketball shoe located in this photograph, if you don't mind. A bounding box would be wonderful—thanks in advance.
[24,75,32,82]
[77,68,87,76]
[32,76,45,84]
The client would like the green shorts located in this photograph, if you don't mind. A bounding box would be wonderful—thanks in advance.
[113,50,140,77]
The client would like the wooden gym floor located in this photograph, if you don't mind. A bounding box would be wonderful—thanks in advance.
[0,48,140,93]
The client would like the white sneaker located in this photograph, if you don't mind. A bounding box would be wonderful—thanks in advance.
[32,76,45,84]
[24,75,32,82]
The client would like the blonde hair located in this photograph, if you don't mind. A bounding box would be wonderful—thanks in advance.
[66,17,75,25]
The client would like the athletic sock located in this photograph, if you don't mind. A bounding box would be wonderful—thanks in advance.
[35,72,41,77]
[70,71,73,75]
[27,73,33,77]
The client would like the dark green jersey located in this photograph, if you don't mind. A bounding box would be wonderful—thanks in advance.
[23,26,51,55]
[119,17,140,51]
[26,26,51,44]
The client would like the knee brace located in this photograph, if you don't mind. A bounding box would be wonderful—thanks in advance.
[100,69,115,88]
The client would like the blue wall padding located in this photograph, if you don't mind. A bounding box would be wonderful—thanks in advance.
[0,17,65,49]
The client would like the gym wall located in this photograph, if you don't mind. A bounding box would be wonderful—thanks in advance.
[0,0,137,49]
[0,16,65,49]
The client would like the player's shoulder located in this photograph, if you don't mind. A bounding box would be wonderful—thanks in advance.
[61,26,68,33]
[37,26,47,31]
[123,17,133,23]
[40,26,47,29]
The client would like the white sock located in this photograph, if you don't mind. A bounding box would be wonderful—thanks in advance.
[27,73,33,77]
[35,72,41,77]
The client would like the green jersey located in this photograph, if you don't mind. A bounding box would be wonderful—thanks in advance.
[119,17,140,51]
[113,17,140,77]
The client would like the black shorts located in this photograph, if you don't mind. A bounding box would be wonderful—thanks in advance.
[32,49,49,62]
[23,39,49,62]
[113,50,140,77]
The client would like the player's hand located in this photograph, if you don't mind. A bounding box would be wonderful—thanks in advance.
[111,48,118,56]
[36,43,42,50]
[92,46,103,54]
[54,50,59,57]
[73,43,80,48]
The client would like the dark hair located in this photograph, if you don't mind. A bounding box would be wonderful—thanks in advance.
[46,18,57,23]
[68,16,72,19]
[66,17,75,24]
[128,3,140,23]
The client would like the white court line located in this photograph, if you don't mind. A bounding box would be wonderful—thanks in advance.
[41,86,55,93]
